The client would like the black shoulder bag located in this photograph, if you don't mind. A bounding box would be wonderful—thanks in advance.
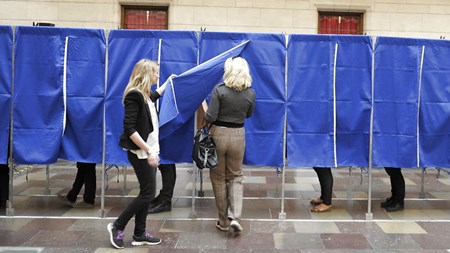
[192,123,218,170]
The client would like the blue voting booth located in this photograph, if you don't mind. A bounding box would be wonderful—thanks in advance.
[1,25,449,170]
[12,27,105,164]
[0,26,12,165]
[105,30,198,165]
[287,35,373,168]
[197,32,286,167]
[373,37,450,168]
[1,25,450,218]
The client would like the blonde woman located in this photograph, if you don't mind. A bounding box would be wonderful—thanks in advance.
[107,59,166,249]
[205,57,256,233]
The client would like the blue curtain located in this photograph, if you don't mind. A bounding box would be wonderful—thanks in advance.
[198,32,286,167]
[373,37,421,168]
[287,35,372,167]
[13,26,65,164]
[7,27,450,168]
[58,28,106,164]
[159,40,250,136]
[0,26,12,164]
[105,30,198,165]
[418,39,450,167]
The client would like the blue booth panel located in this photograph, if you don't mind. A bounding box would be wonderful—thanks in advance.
[158,39,249,158]
[0,26,12,164]
[198,32,286,167]
[287,35,372,167]
[373,37,422,168]
[106,30,198,165]
[14,27,105,164]
[58,28,106,164]
[418,39,450,167]
[13,26,65,164]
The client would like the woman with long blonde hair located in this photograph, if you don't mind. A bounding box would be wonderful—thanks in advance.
[107,58,166,249]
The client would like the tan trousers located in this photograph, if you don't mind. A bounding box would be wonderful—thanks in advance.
[210,126,245,228]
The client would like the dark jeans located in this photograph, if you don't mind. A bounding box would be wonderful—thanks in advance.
[0,164,9,202]
[115,151,156,236]
[313,167,333,205]
[156,163,176,203]
[67,162,96,204]
[385,167,405,204]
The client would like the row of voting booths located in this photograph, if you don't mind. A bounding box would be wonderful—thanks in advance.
[0,25,449,218]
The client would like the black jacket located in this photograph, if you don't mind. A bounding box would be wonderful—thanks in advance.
[119,89,161,150]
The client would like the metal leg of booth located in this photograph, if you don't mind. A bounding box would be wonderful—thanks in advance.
[189,164,197,219]
[419,167,426,199]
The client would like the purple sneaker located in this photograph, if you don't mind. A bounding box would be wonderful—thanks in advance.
[131,231,161,246]
[107,223,125,249]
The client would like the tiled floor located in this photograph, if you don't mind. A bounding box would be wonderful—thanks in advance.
[1,161,450,252]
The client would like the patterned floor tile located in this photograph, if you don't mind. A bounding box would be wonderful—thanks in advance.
[385,209,430,220]
[250,220,295,233]
[429,191,450,199]
[0,247,44,253]
[376,221,427,234]
[320,233,372,250]
[293,221,340,233]
[410,233,450,249]
[366,233,421,250]
[244,176,266,184]
[176,232,227,249]
[274,233,323,250]
[2,164,450,252]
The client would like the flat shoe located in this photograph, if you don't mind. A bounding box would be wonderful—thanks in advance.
[310,198,323,205]
[230,220,243,233]
[310,203,332,212]
[215,221,229,232]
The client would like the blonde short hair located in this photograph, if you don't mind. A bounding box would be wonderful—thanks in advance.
[122,58,159,104]
[223,57,252,91]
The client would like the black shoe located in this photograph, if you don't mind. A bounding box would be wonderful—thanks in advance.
[150,195,161,206]
[56,194,75,207]
[380,197,394,208]
[148,201,171,214]
[107,222,125,249]
[131,231,161,246]
[384,202,404,212]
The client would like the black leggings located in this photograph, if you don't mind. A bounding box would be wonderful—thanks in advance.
[115,152,156,236]
[156,163,177,203]
[313,167,333,205]
[385,167,405,204]
[67,162,96,204]
[0,164,9,202]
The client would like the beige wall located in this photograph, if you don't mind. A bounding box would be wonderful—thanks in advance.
[0,0,449,39]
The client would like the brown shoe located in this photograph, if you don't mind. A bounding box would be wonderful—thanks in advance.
[310,203,332,212]
[310,198,323,205]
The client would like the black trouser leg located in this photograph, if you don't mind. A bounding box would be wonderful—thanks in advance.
[80,162,96,204]
[157,163,176,204]
[313,167,333,205]
[67,162,96,204]
[115,151,156,236]
[385,167,405,204]
[67,163,84,202]
[0,164,9,203]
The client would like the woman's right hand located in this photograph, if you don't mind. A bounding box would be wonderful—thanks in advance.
[147,154,160,168]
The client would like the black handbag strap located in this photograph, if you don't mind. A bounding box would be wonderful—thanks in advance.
[200,119,212,130]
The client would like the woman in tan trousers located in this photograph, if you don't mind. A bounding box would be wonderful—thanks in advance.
[204,56,256,233]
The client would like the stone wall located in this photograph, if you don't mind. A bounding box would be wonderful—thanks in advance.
[0,0,449,38]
